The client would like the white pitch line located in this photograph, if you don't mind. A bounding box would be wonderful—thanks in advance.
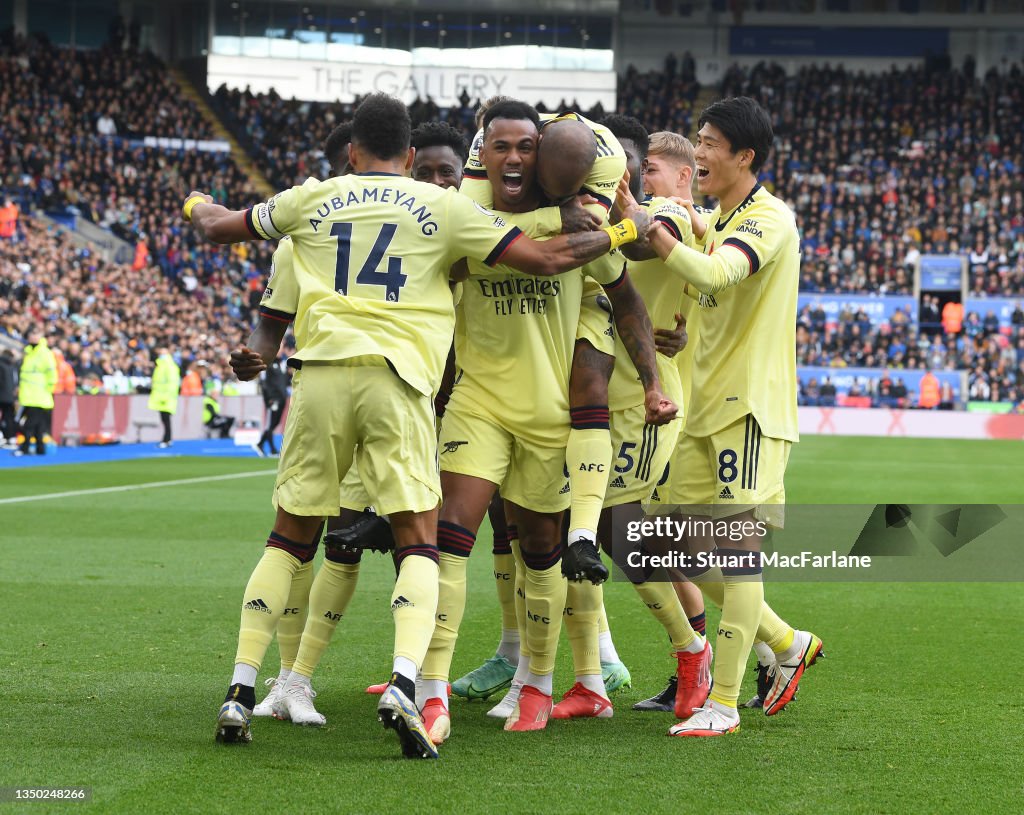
[0,469,277,505]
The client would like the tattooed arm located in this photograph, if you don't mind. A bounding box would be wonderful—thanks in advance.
[603,272,678,425]
[501,203,652,277]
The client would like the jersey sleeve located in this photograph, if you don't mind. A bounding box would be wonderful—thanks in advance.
[502,206,563,238]
[663,204,787,295]
[649,199,695,248]
[447,192,523,267]
[245,181,311,240]
[259,238,297,323]
[584,247,627,289]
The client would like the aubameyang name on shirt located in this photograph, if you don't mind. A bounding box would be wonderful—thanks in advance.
[478,276,563,317]
[310,188,438,235]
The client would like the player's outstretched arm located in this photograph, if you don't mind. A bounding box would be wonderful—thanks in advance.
[183,191,254,244]
[604,274,678,425]
[501,205,651,277]
[648,221,750,295]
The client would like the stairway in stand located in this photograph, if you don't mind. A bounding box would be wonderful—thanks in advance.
[169,67,275,200]
[689,85,719,142]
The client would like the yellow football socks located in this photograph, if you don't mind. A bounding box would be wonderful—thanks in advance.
[236,545,302,671]
[522,550,567,679]
[567,410,612,542]
[564,579,603,678]
[420,551,468,681]
[633,579,701,652]
[276,560,314,671]
[291,558,360,678]
[706,549,764,708]
[391,552,440,669]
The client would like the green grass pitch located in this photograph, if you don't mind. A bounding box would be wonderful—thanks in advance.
[1,436,1022,814]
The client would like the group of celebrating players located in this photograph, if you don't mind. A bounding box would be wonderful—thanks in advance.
[182,89,823,759]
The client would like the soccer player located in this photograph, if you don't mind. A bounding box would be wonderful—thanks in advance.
[231,122,362,728]
[626,130,716,713]
[451,103,639,705]
[630,96,823,737]
[417,101,674,741]
[552,117,709,721]
[464,106,630,573]
[188,93,652,757]
[252,121,472,724]
[410,121,467,190]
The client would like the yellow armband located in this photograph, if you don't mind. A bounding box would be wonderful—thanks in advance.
[603,218,637,250]
[182,195,206,222]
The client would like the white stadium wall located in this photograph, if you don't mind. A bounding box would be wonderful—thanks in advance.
[797,406,1024,441]
[206,54,617,111]
[48,395,1024,444]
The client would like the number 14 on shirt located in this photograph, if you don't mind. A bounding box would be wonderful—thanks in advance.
[332,222,408,301]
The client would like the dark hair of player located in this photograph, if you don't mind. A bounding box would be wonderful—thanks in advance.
[482,100,540,133]
[323,121,352,173]
[411,122,468,163]
[351,93,411,161]
[475,95,517,130]
[698,96,774,174]
[601,114,650,159]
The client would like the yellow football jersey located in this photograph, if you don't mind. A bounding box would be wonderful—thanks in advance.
[259,237,302,337]
[607,197,694,413]
[662,184,800,442]
[246,174,521,397]
[449,227,627,446]
[674,294,699,421]
[463,112,626,212]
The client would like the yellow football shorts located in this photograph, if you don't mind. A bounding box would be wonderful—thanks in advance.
[337,458,373,513]
[274,358,441,518]
[665,413,790,528]
[439,402,570,514]
[603,403,680,508]
[576,281,616,357]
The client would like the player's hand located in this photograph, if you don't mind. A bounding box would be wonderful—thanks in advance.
[559,196,601,233]
[668,196,708,240]
[612,175,651,236]
[610,174,634,223]
[229,346,266,381]
[655,313,687,357]
[644,390,678,426]
[183,190,214,222]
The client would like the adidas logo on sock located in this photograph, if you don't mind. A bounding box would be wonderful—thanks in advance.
[610,475,627,488]
[719,486,734,499]
[244,598,271,613]
[391,595,413,610]
[558,482,570,494]
[651,488,660,502]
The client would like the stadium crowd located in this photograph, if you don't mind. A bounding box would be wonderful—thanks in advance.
[0,34,272,292]
[1,34,1023,409]
[718,61,1024,297]
[0,213,252,397]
